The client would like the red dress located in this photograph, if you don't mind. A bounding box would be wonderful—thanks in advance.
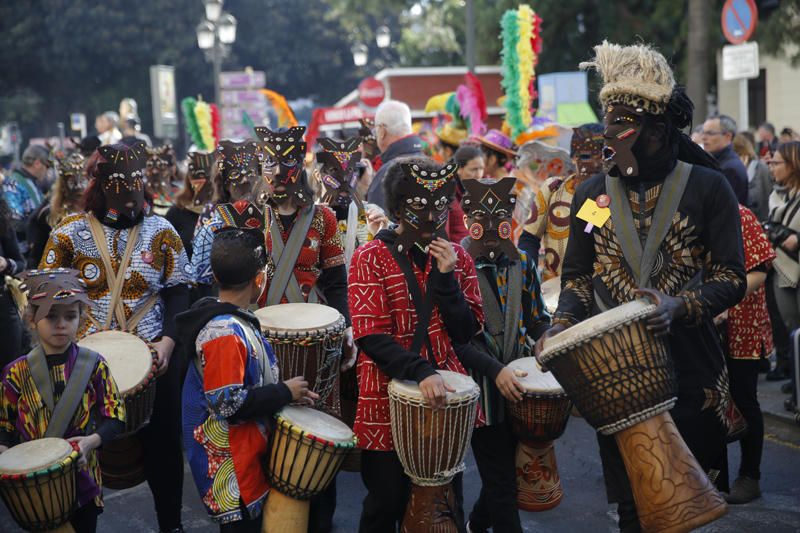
[348,239,484,451]
[726,205,775,360]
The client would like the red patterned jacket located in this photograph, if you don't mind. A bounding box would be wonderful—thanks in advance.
[348,238,484,451]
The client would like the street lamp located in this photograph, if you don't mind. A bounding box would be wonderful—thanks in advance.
[204,0,223,22]
[196,21,215,50]
[376,26,391,48]
[196,1,237,106]
[352,44,368,67]
[217,13,237,44]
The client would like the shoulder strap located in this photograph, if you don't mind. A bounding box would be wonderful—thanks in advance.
[27,345,55,413]
[126,293,159,333]
[477,268,504,337]
[502,261,524,363]
[45,348,99,438]
[389,246,435,363]
[267,205,316,305]
[343,201,361,269]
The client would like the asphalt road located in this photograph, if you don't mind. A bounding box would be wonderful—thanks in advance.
[2,413,798,532]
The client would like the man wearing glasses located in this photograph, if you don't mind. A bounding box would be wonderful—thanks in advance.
[701,114,749,204]
[2,144,50,256]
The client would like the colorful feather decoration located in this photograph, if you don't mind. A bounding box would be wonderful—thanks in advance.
[456,72,488,136]
[194,100,216,151]
[500,4,542,139]
[260,89,298,128]
[181,96,204,150]
[444,92,467,130]
[210,103,221,148]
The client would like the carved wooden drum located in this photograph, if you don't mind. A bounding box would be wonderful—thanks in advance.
[506,357,571,512]
[389,370,479,533]
[539,299,727,533]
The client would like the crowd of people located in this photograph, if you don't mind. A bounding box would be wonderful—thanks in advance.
[0,38,799,533]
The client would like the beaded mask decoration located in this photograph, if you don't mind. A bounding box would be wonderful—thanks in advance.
[54,151,87,193]
[96,141,147,220]
[255,126,309,206]
[461,177,519,262]
[19,268,91,323]
[316,136,363,210]
[187,151,215,208]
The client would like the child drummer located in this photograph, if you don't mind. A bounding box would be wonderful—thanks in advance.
[458,177,551,533]
[0,268,125,533]
[348,157,484,532]
[177,200,318,532]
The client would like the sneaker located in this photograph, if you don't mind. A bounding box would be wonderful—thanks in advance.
[725,476,761,504]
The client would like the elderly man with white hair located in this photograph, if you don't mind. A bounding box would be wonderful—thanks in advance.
[366,100,424,211]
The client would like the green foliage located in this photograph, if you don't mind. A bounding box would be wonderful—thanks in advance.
[758,0,800,66]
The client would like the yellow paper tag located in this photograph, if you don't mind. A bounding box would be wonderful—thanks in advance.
[575,199,611,228]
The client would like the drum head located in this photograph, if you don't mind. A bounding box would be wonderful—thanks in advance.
[255,303,343,334]
[541,277,560,315]
[279,406,354,444]
[507,357,563,394]
[78,331,152,395]
[541,299,655,361]
[389,370,479,401]
[0,438,73,474]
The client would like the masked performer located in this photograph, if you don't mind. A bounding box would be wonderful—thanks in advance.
[537,42,746,531]
[458,177,549,533]
[145,145,179,216]
[517,125,603,277]
[166,152,216,260]
[40,140,192,533]
[349,157,484,533]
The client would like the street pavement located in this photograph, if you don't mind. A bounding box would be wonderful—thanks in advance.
[2,376,799,532]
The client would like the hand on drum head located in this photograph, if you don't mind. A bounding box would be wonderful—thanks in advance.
[534,323,567,371]
[68,434,102,467]
[340,327,357,372]
[636,288,686,337]
[495,367,525,403]
[419,373,456,410]
[284,376,320,406]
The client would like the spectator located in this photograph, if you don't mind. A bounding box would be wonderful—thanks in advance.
[477,130,517,181]
[0,195,26,368]
[445,145,485,243]
[764,141,800,405]
[733,133,773,221]
[757,122,778,158]
[454,145,485,181]
[120,116,152,147]
[95,111,122,146]
[780,127,799,144]
[702,114,749,204]
[2,144,49,255]
[365,100,424,211]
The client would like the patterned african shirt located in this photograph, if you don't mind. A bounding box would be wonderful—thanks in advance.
[39,214,191,341]
[2,169,43,223]
[0,343,125,507]
[726,205,775,360]
[182,314,279,524]
[522,174,578,281]
[190,211,228,286]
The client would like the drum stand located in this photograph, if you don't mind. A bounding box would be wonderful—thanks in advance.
[402,483,460,533]
[615,412,728,533]
[515,440,563,511]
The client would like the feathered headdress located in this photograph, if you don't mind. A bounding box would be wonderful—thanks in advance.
[181,96,220,151]
[500,4,543,139]
[456,72,488,137]
[260,89,298,128]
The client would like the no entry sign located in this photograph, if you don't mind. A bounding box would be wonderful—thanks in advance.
[721,0,758,45]
[358,77,386,108]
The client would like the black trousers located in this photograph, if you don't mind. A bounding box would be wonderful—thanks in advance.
[468,423,522,533]
[139,350,185,531]
[359,449,464,533]
[727,357,764,479]
[308,477,337,533]
[71,502,101,533]
[220,513,262,533]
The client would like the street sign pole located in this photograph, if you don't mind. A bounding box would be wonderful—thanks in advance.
[739,78,749,131]
[721,0,758,130]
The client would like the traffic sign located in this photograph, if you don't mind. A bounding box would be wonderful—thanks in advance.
[358,77,386,108]
[721,0,758,45]
[722,42,760,81]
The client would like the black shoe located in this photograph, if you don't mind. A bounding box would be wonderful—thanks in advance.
[726,476,761,504]
[767,368,790,381]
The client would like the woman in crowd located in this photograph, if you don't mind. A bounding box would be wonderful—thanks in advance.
[733,133,773,222]
[0,196,26,367]
[445,145,485,243]
[477,130,517,181]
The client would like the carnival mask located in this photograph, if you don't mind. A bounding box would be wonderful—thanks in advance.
[145,145,176,191]
[359,118,380,161]
[216,140,263,204]
[97,141,147,220]
[54,152,87,193]
[571,125,604,181]
[461,177,518,262]
[214,200,271,295]
[603,104,645,178]
[254,126,309,206]
[517,141,574,184]
[187,151,215,208]
[394,162,458,254]
[19,268,91,323]
[316,136,363,209]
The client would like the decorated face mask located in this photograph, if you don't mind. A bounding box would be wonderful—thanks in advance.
[255,126,309,206]
[187,152,215,208]
[54,152,87,193]
[216,141,262,203]
[145,145,176,192]
[394,162,458,254]
[571,126,605,181]
[461,177,518,262]
[316,136,363,210]
[19,268,91,323]
[602,104,645,177]
[517,141,574,184]
[358,118,380,161]
[97,141,147,220]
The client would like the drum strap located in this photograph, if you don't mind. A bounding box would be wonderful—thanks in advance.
[267,205,318,306]
[476,262,523,364]
[28,345,99,438]
[342,201,361,270]
[389,247,435,362]
[605,161,692,288]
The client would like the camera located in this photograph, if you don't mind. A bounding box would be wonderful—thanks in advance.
[761,220,795,247]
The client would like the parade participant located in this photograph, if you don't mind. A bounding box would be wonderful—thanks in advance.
[477,130,517,181]
[459,177,549,533]
[178,201,317,532]
[517,124,604,278]
[0,196,27,368]
[40,140,191,533]
[358,118,381,169]
[27,151,88,266]
[539,41,746,531]
[0,268,125,533]
[166,151,216,259]
[454,145,486,182]
[145,145,179,216]
[436,122,468,163]
[3,144,49,256]
[256,126,353,533]
[349,157,484,533]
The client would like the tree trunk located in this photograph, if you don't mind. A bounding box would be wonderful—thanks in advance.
[687,0,710,125]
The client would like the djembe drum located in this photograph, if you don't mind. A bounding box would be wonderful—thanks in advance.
[0,438,80,532]
[78,330,157,490]
[388,370,480,533]
[255,303,345,410]
[262,406,355,533]
[506,357,571,512]
[539,299,728,533]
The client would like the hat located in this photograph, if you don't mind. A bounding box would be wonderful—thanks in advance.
[19,268,90,322]
[477,129,517,157]
[579,40,675,115]
[437,123,468,147]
